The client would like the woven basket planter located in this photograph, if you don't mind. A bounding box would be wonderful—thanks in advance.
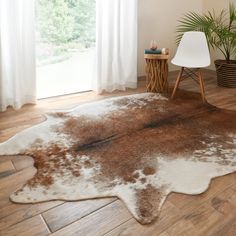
[215,60,236,88]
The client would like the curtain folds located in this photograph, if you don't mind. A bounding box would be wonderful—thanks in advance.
[0,0,36,112]
[94,0,138,93]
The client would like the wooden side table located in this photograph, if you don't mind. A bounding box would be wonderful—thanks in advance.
[144,54,169,93]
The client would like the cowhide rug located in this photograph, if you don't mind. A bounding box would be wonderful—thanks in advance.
[0,91,236,224]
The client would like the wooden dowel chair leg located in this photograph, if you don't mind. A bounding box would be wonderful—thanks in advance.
[171,67,184,99]
[198,71,206,102]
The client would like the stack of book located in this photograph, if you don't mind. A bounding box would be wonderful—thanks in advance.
[144,48,169,55]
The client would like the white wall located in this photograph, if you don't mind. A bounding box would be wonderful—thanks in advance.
[203,0,236,13]
[138,0,203,76]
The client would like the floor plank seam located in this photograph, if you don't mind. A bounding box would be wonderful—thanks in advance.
[11,160,17,171]
[0,214,38,233]
[0,201,65,230]
[40,214,52,234]
[49,198,118,234]
[102,217,135,236]
[38,201,66,216]
[164,217,197,235]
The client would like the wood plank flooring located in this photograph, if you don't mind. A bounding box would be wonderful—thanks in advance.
[0,70,236,236]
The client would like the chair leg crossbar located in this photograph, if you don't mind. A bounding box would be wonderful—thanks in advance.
[171,67,206,102]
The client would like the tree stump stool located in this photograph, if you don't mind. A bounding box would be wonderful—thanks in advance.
[144,54,169,93]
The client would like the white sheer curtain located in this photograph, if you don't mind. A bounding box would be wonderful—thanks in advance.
[0,0,36,112]
[94,0,138,93]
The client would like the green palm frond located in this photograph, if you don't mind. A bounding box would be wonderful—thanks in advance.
[176,12,213,44]
[229,3,236,29]
[176,3,236,61]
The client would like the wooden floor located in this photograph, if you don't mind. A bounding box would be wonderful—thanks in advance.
[0,70,236,236]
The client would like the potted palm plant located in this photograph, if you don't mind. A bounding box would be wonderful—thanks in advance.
[176,3,236,87]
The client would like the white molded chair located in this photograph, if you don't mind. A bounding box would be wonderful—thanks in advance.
[171,31,211,102]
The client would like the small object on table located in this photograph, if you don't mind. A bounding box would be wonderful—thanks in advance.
[144,50,169,93]
[150,40,158,50]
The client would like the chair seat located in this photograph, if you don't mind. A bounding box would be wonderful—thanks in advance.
[171,57,210,68]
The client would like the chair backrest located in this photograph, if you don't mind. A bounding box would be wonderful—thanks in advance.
[171,31,211,68]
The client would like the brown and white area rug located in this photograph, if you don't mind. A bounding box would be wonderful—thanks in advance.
[0,91,236,224]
